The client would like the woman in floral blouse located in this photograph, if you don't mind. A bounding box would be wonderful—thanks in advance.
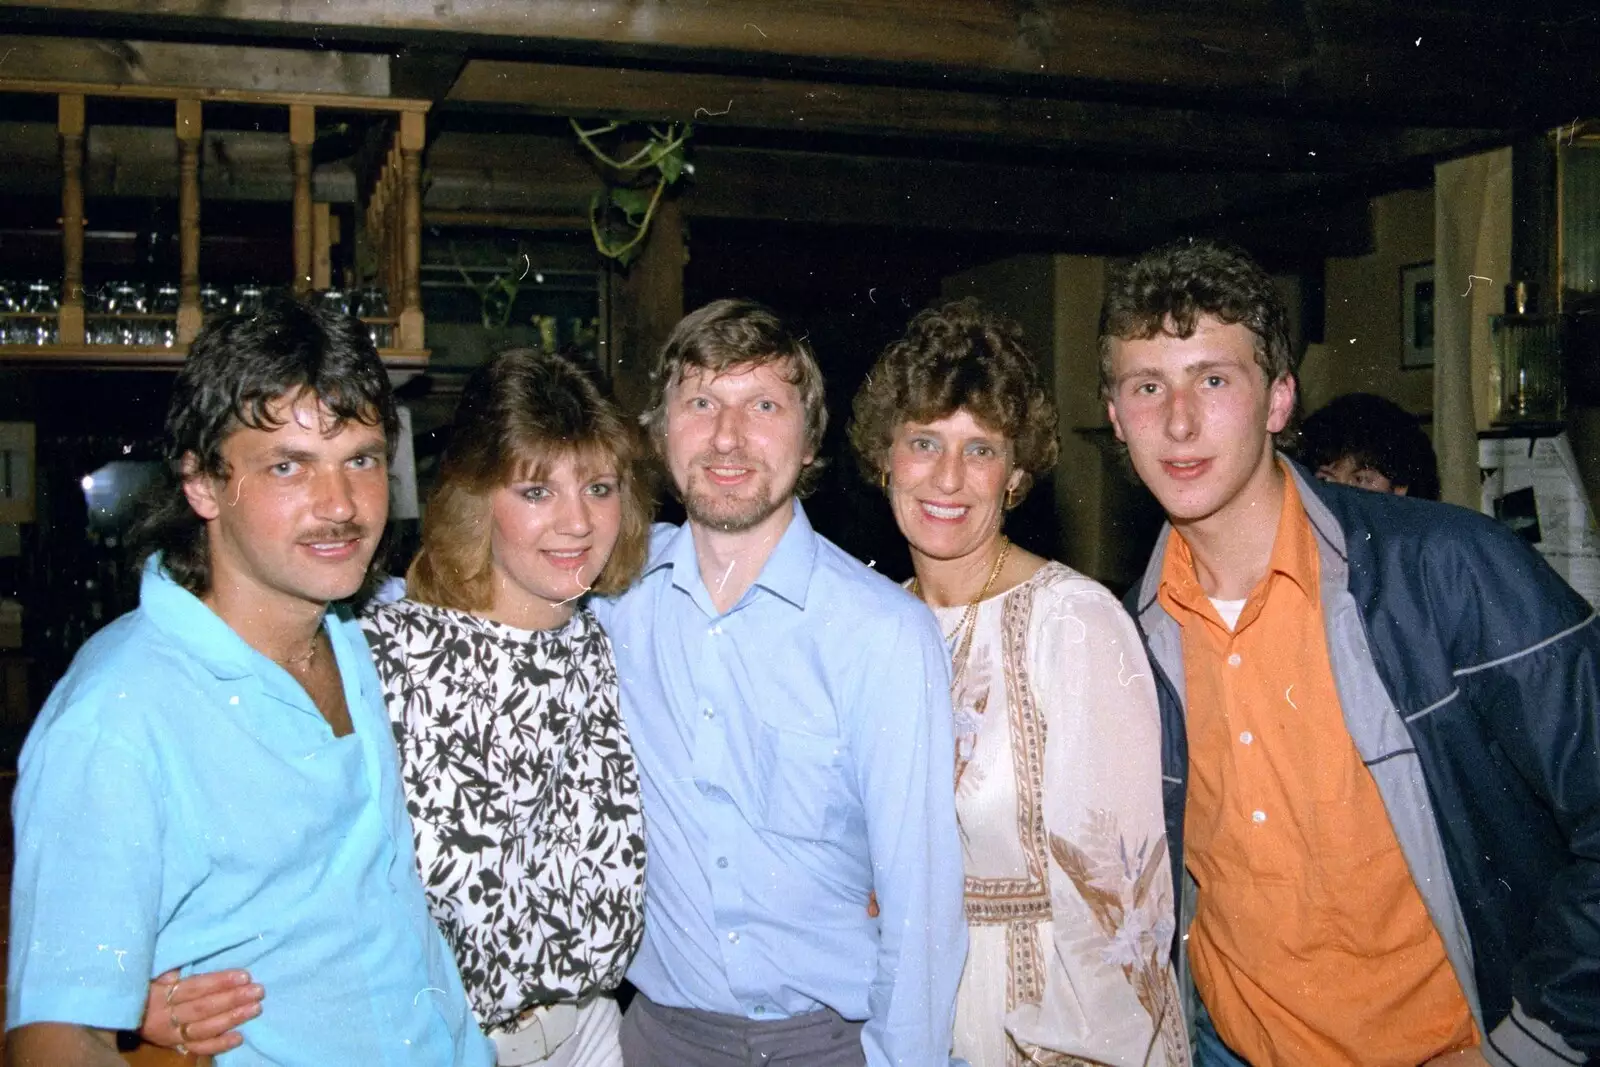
[850,300,1189,1067]
[146,348,651,1067]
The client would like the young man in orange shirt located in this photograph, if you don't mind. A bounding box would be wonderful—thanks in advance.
[1103,238,1600,1067]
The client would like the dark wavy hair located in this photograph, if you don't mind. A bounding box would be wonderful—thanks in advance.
[131,296,397,595]
[1100,237,1296,382]
[1298,392,1440,500]
[849,298,1059,506]
[407,348,654,611]
[641,298,829,497]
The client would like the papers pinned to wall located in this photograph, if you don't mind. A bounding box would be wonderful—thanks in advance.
[1480,432,1600,606]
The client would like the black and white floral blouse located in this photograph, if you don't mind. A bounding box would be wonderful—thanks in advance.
[361,598,645,1030]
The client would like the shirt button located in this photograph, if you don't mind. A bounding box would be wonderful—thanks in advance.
[727,931,740,944]
[703,707,714,720]
[1227,653,1242,667]
[1252,809,1267,824]
[717,857,729,869]
[753,1005,766,1016]
[1239,731,1254,745]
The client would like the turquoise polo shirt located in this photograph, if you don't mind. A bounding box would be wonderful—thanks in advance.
[7,559,492,1066]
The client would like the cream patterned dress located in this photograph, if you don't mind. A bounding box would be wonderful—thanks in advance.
[926,563,1189,1067]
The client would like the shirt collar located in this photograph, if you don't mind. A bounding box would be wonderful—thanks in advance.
[1157,459,1319,616]
[643,499,818,612]
[139,554,350,691]
[1267,467,1320,600]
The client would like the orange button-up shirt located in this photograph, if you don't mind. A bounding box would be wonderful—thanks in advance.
[1158,471,1476,1067]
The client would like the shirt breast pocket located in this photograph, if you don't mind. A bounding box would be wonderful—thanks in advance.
[754,722,854,842]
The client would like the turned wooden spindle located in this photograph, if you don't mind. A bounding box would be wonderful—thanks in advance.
[58,92,86,346]
[398,111,425,351]
[289,104,315,296]
[176,98,202,343]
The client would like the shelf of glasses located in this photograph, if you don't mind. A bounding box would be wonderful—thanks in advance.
[0,342,429,369]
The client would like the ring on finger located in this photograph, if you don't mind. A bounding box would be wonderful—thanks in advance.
[179,1020,193,1044]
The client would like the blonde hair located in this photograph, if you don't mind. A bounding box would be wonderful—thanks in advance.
[407,349,652,611]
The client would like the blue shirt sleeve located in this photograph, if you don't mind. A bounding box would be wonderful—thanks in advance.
[8,715,165,1031]
[848,607,966,1067]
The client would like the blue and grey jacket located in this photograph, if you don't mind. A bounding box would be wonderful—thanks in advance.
[1125,460,1600,1067]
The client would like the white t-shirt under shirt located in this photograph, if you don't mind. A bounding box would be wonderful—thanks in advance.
[1209,597,1247,630]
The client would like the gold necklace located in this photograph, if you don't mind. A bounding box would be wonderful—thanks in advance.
[914,537,1011,691]
[280,635,319,672]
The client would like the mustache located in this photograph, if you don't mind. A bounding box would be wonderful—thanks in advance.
[695,453,766,470]
[298,523,368,543]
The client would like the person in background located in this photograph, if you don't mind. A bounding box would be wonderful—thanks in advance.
[1103,236,1600,1067]
[141,348,653,1067]
[1297,391,1440,498]
[850,298,1187,1067]
[595,298,967,1067]
[7,300,491,1066]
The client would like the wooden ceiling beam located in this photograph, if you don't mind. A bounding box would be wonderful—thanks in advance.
[683,147,1336,248]
[416,133,1346,248]
[0,116,1366,253]
[1,0,1595,126]
[446,59,1503,174]
[0,33,390,97]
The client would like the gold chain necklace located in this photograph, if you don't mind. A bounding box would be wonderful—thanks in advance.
[280,635,320,673]
[913,537,1011,691]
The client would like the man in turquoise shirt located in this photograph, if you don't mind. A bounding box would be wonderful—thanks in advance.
[7,300,492,1066]
[599,299,966,1066]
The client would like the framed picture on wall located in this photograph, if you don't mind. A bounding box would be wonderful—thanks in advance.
[1401,261,1435,369]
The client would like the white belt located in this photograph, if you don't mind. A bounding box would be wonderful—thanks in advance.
[490,1001,580,1066]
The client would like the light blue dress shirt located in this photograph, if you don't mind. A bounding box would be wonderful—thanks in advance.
[592,502,967,1066]
[7,559,492,1066]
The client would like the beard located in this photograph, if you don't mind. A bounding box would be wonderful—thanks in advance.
[679,457,799,534]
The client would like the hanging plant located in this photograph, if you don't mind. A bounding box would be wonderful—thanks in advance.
[444,240,534,329]
[571,118,693,266]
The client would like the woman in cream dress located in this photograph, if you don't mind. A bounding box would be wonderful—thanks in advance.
[851,300,1189,1067]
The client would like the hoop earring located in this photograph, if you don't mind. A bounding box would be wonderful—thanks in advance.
[1005,486,1016,510]
[880,469,889,492]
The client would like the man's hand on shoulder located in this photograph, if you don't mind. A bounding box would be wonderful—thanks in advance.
[1424,1047,1490,1067]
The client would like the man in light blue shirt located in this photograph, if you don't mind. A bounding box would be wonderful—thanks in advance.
[7,301,491,1066]
[598,299,966,1066]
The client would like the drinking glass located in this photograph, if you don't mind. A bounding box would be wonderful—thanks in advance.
[233,284,265,316]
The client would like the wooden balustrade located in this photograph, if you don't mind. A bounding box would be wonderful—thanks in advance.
[0,78,430,369]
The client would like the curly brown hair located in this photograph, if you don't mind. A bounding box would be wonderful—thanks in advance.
[407,348,653,612]
[849,298,1059,506]
[1098,237,1297,398]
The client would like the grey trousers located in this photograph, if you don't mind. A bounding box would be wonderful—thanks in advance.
[618,993,867,1067]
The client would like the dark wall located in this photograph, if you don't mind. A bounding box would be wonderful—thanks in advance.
[682,218,1055,579]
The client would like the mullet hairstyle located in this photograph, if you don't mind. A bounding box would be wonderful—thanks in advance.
[640,298,829,497]
[406,348,653,612]
[131,295,397,596]
[1099,238,1299,444]
[849,297,1059,506]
